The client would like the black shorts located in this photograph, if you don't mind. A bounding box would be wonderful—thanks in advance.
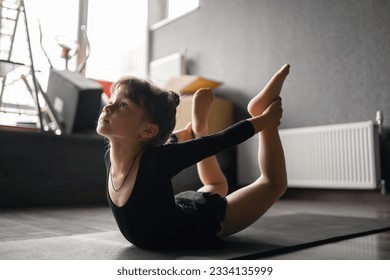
[175,191,227,249]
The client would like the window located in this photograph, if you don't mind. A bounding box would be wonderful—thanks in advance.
[85,0,148,82]
[167,0,199,20]
[150,0,199,30]
[25,0,79,71]
[1,0,148,127]
[0,0,79,127]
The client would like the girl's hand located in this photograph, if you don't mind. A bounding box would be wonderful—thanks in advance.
[262,98,283,128]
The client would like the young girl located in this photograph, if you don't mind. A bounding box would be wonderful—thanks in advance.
[96,64,290,249]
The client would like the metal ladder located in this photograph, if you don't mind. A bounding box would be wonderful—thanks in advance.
[0,0,62,133]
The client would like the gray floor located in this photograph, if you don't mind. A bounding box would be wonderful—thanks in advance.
[1,189,390,260]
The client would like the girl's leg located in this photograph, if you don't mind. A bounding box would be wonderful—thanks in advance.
[222,65,290,236]
[193,88,228,197]
[247,64,290,116]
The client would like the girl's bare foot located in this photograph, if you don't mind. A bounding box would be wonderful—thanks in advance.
[172,87,215,143]
[247,64,290,117]
[192,88,214,137]
[173,122,193,143]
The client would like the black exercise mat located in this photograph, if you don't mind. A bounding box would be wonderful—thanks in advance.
[225,213,390,259]
[1,213,389,259]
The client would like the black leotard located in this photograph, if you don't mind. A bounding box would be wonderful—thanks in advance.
[104,120,255,249]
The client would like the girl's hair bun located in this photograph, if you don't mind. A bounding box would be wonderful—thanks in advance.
[169,90,181,107]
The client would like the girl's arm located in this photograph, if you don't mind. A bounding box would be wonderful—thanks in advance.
[155,120,255,178]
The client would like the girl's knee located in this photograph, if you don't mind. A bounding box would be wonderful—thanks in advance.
[256,176,287,197]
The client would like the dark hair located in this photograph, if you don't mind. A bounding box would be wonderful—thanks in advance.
[111,76,180,147]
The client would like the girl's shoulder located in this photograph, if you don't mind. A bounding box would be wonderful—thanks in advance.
[141,144,176,167]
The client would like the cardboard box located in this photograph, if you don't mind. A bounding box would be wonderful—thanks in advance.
[166,75,222,94]
[175,95,233,134]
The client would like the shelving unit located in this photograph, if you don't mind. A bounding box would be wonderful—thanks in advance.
[0,0,62,133]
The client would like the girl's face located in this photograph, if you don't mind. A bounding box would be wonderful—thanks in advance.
[96,87,149,142]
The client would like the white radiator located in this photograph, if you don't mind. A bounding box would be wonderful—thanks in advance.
[149,52,186,88]
[279,121,381,189]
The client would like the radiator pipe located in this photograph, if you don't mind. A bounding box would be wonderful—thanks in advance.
[376,110,383,135]
[375,111,387,195]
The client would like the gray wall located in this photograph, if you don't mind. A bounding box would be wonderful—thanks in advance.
[149,0,390,185]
